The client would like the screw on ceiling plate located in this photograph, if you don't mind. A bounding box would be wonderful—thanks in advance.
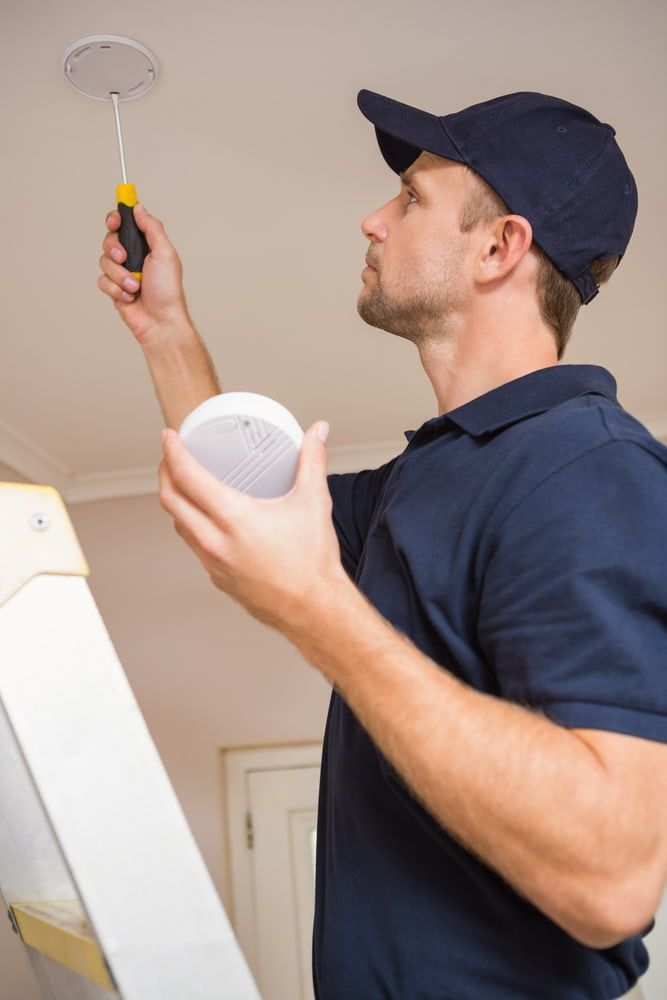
[30,514,50,532]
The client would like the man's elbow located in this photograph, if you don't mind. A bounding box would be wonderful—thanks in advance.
[561,868,663,950]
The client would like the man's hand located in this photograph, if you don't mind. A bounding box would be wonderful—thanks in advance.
[158,420,349,632]
[97,205,192,344]
[97,205,220,429]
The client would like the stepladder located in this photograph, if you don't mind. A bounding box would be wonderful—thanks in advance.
[0,482,261,999]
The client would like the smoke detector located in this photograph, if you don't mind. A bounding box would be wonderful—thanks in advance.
[62,35,159,101]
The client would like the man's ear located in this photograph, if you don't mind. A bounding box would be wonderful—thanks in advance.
[473,215,534,289]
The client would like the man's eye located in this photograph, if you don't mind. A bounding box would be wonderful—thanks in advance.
[407,191,418,206]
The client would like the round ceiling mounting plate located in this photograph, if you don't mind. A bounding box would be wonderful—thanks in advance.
[62,35,159,101]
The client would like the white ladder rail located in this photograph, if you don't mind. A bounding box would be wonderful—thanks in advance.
[0,483,260,999]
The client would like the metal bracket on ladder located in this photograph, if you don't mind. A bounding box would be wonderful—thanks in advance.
[0,483,260,999]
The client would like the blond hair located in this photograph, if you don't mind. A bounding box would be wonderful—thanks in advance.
[458,168,620,359]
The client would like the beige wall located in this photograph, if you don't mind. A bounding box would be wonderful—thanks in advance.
[0,487,331,998]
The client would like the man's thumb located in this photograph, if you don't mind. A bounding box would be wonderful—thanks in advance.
[295,421,330,488]
[132,204,170,254]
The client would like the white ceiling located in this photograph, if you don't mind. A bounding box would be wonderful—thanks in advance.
[1,0,665,501]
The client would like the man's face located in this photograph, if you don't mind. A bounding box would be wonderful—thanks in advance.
[357,152,474,343]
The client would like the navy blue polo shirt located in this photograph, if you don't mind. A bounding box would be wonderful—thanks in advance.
[314,364,667,1000]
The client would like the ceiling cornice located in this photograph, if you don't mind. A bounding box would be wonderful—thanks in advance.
[2,413,666,505]
[0,419,70,496]
[62,439,405,504]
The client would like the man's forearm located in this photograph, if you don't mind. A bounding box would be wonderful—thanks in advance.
[142,320,221,429]
[287,575,655,948]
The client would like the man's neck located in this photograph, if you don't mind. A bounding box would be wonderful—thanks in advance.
[417,320,559,416]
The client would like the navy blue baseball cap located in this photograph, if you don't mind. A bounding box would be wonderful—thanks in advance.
[357,89,638,304]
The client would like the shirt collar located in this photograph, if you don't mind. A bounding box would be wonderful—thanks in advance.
[404,365,617,442]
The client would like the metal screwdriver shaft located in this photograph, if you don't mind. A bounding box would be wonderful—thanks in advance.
[110,92,128,184]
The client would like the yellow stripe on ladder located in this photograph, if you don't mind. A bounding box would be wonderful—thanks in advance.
[9,900,117,991]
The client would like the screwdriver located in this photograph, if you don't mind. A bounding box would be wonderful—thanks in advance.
[110,91,149,284]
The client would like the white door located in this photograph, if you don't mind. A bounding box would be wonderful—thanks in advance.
[223,745,322,1000]
[248,766,319,1000]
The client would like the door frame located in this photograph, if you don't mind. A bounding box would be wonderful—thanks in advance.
[220,742,322,973]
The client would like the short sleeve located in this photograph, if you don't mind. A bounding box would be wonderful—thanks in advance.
[477,439,667,742]
[327,459,398,580]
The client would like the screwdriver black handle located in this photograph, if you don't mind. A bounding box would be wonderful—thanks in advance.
[117,183,149,281]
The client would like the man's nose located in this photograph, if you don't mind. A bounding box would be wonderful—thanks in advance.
[361,203,390,243]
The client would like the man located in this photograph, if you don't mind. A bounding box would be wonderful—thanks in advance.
[98,89,667,998]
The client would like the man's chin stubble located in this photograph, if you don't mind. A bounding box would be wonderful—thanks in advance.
[357,288,428,345]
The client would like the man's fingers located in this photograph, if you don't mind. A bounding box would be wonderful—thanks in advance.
[102,212,127,265]
[98,253,141,293]
[97,272,136,304]
[102,233,126,262]
[161,430,248,527]
[158,459,229,563]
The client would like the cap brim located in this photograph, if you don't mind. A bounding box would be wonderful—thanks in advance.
[357,89,464,174]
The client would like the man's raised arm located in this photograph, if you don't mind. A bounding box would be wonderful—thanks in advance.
[97,203,220,429]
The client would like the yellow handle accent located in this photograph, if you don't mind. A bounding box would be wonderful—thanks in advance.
[116,182,138,207]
